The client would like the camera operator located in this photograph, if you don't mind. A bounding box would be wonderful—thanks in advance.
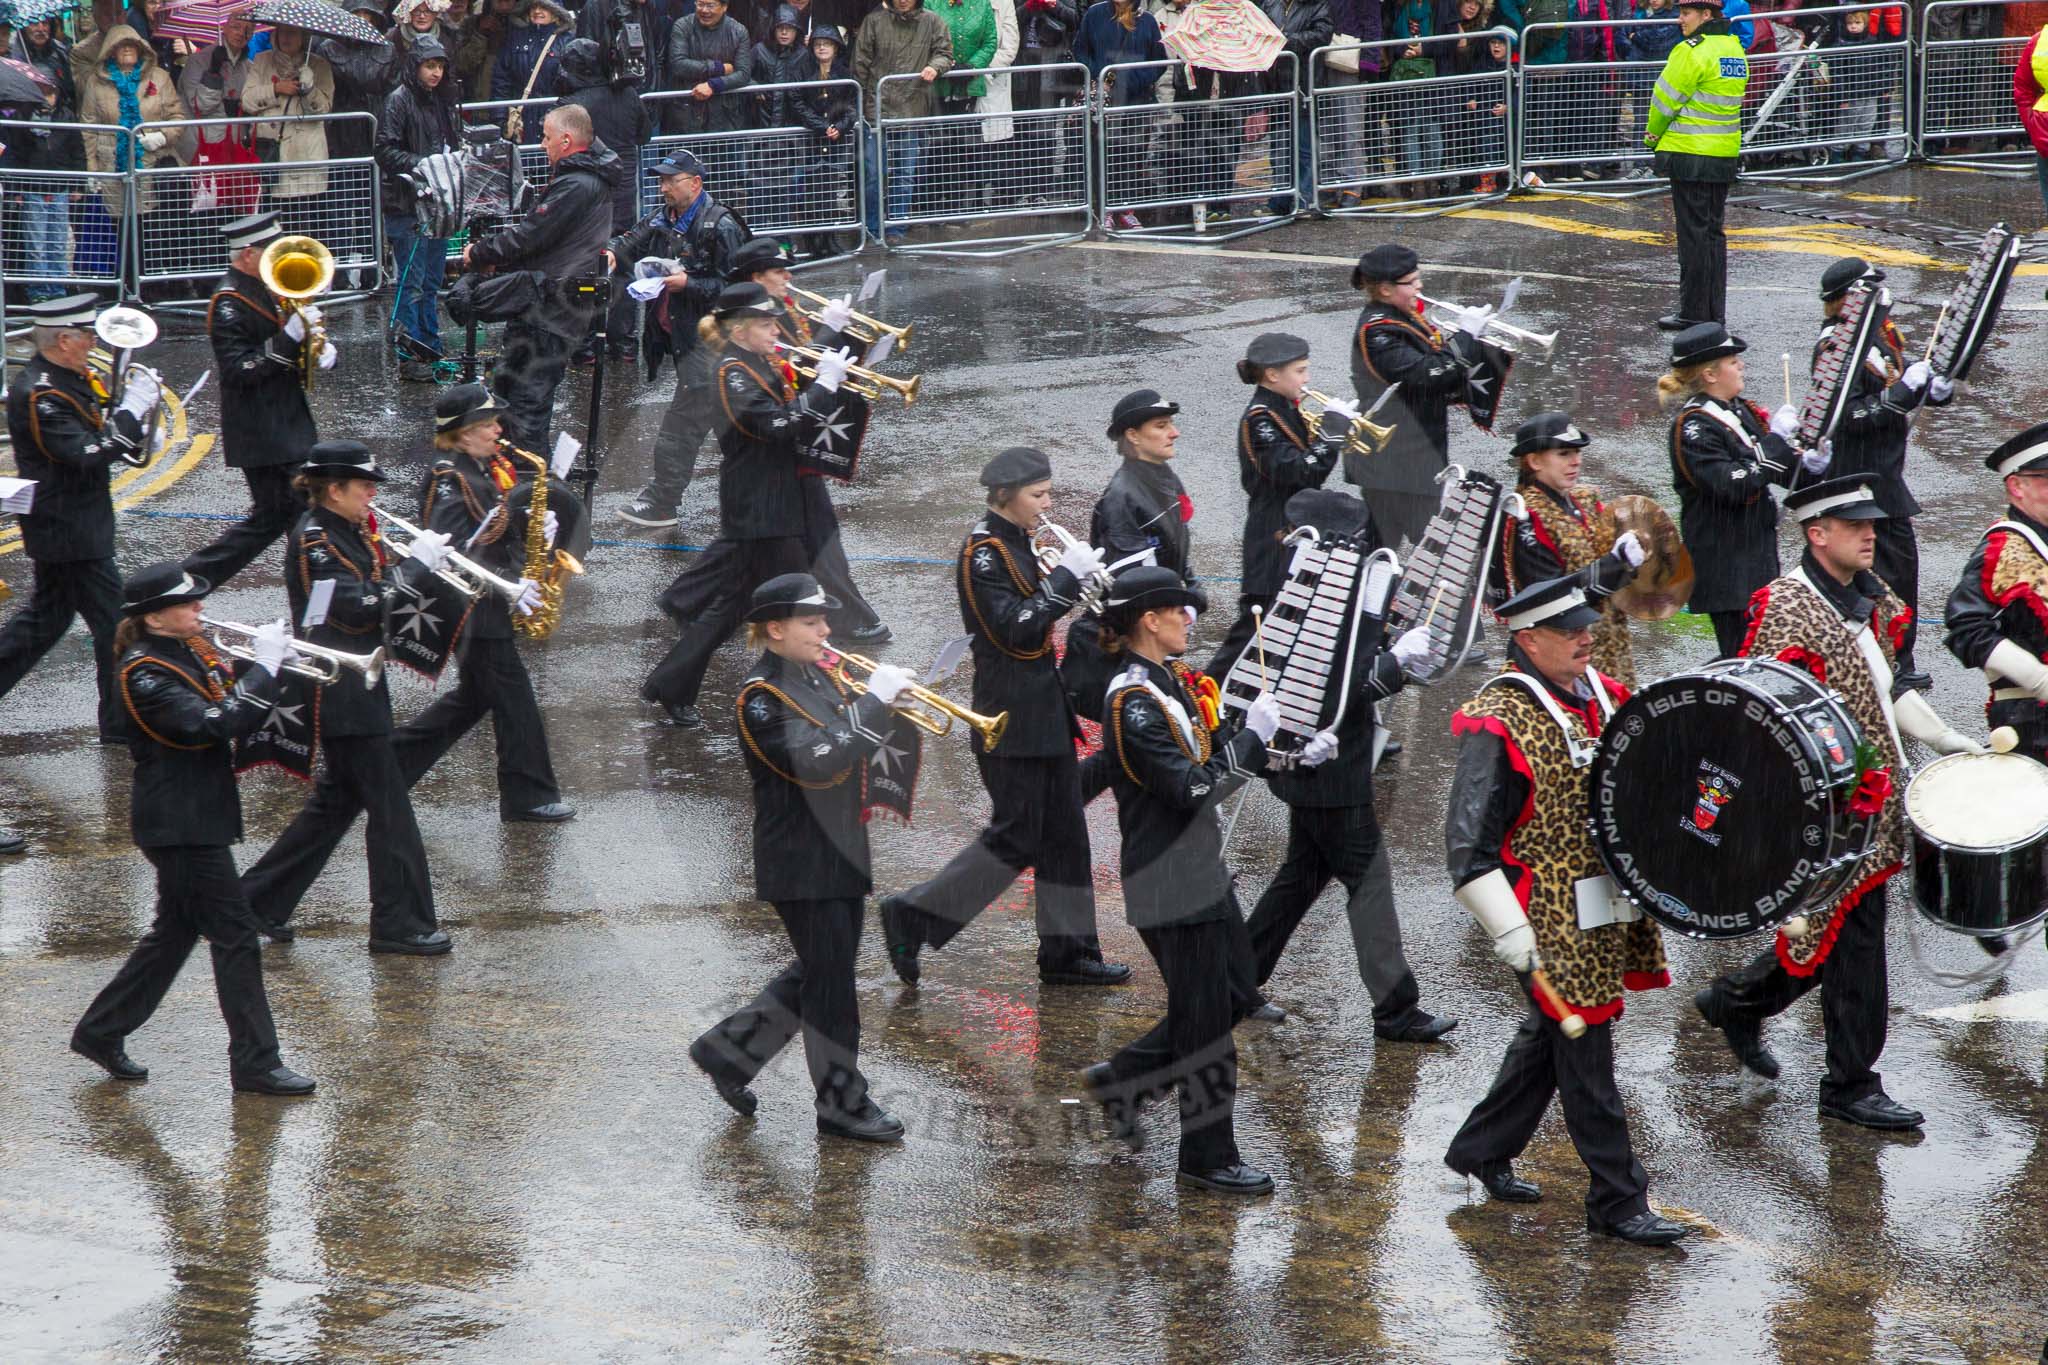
[555,37,651,365]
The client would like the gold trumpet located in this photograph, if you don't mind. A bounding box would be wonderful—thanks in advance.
[201,615,385,687]
[788,284,913,352]
[259,234,334,392]
[1303,390,1397,457]
[777,342,921,406]
[826,649,1008,750]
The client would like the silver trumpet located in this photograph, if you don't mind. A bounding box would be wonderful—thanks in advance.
[1417,293,1557,360]
[1031,513,1113,614]
[201,615,385,688]
[375,509,527,606]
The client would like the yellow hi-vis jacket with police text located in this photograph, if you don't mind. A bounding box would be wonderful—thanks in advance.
[1646,29,1748,159]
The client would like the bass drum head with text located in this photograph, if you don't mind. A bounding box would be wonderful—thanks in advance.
[1590,658,1871,939]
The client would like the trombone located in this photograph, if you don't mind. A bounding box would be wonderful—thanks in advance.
[826,649,1009,751]
[1303,390,1397,457]
[777,342,922,406]
[1031,514,1113,614]
[1417,293,1557,360]
[375,508,528,606]
[788,285,913,353]
[201,615,385,687]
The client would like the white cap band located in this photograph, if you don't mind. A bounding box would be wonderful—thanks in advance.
[1503,586,1588,631]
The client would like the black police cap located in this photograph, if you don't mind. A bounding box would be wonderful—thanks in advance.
[1987,421,2048,479]
[1498,576,1601,632]
[1784,473,1885,523]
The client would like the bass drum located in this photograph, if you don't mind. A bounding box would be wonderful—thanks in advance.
[1589,657,1877,939]
[1905,751,2048,937]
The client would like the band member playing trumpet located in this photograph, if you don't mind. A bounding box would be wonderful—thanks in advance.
[1495,413,1646,687]
[643,283,855,728]
[1203,333,1342,679]
[0,294,158,743]
[688,572,917,1143]
[1443,576,1681,1246]
[876,447,1131,989]
[185,211,330,589]
[70,563,316,1096]
[239,443,457,956]
[1696,476,1981,1130]
[1661,322,1828,658]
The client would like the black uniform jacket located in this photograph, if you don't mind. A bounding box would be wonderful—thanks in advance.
[208,266,318,469]
[1945,506,2048,732]
[1090,457,1194,585]
[957,512,1085,758]
[119,633,278,848]
[1346,300,1469,492]
[607,190,748,378]
[735,648,896,902]
[420,450,521,641]
[5,354,142,562]
[714,343,830,542]
[1495,482,1635,603]
[1667,393,1797,614]
[1810,320,1941,519]
[1104,653,1267,927]
[1237,385,1338,598]
[1264,635,1405,810]
[470,144,626,332]
[287,505,432,738]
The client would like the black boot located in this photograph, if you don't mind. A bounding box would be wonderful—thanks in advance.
[878,895,923,986]
[1694,986,1779,1079]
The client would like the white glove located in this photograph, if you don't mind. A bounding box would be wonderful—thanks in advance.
[250,620,294,674]
[1893,688,1984,755]
[138,129,166,152]
[283,310,309,342]
[1929,375,1955,403]
[1390,625,1432,672]
[1185,606,1199,629]
[1901,359,1931,393]
[116,366,162,421]
[1299,728,1339,767]
[865,662,915,705]
[1319,395,1360,421]
[1987,640,2048,702]
[810,345,854,394]
[1613,529,1646,567]
[627,276,666,303]
[1245,692,1281,744]
[1769,403,1800,440]
[1799,440,1831,475]
[1057,539,1106,581]
[1451,303,1494,336]
[316,341,338,371]
[405,527,452,573]
[542,509,559,547]
[820,293,855,333]
[1454,868,1538,972]
[513,577,543,617]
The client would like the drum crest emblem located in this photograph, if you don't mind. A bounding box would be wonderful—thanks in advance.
[1684,760,1742,844]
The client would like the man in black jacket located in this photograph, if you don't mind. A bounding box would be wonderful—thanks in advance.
[70,563,315,1096]
[1259,0,1332,214]
[663,0,754,134]
[0,294,157,742]
[186,212,329,588]
[1013,0,1080,199]
[464,103,625,451]
[606,149,748,527]
[376,34,464,381]
[876,447,1131,989]
[556,36,652,363]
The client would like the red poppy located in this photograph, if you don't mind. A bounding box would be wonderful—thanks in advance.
[1177,492,1194,523]
[1849,766,1892,816]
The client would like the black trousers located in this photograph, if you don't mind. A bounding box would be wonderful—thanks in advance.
[1106,904,1259,1173]
[491,318,575,454]
[1709,608,1751,659]
[1708,881,1890,1107]
[1203,591,1272,683]
[645,359,715,509]
[240,733,439,941]
[1244,804,1421,1023]
[644,536,809,710]
[1874,516,1921,677]
[802,482,883,634]
[695,896,870,1119]
[0,554,123,737]
[76,845,283,1079]
[395,634,559,815]
[1444,982,1650,1225]
[898,751,1102,969]
[182,464,304,589]
[1671,176,1731,325]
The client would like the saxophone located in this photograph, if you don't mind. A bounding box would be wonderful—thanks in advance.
[506,443,583,639]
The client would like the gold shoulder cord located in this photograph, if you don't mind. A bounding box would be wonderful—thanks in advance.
[119,656,223,752]
[1109,682,1211,787]
[735,681,853,790]
[960,536,1052,662]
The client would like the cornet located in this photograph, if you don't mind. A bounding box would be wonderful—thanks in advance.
[826,650,1008,751]
[788,285,913,353]
[777,342,921,406]
[1303,390,1397,457]
[201,615,385,687]
[1031,514,1113,614]
[375,508,528,607]
[1417,294,1556,360]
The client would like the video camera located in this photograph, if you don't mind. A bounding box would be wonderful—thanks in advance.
[609,0,648,86]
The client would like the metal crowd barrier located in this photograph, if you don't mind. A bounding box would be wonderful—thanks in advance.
[1919,0,2037,168]
[1310,33,1516,217]
[1095,53,1299,243]
[0,118,135,299]
[1516,21,1672,196]
[875,63,1092,256]
[1737,4,1912,183]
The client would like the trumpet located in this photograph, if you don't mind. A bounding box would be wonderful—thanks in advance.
[1417,294,1556,360]
[91,305,167,467]
[788,285,913,353]
[826,649,1008,751]
[777,342,922,406]
[1031,514,1113,614]
[375,508,528,607]
[201,615,385,687]
[1303,390,1397,457]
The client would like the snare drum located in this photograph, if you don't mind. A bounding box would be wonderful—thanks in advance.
[1905,751,2048,937]
[1589,657,1878,939]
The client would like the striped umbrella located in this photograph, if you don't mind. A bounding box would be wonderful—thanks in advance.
[150,0,259,44]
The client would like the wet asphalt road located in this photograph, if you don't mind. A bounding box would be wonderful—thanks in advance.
[4,166,2048,1363]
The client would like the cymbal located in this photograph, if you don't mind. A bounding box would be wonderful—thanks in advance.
[1609,494,1694,621]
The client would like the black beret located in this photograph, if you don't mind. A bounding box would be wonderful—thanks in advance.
[1351,243,1420,290]
[979,446,1052,488]
[1238,331,1310,382]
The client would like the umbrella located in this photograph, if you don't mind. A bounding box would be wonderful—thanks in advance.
[247,0,384,43]
[0,0,80,29]
[1161,0,1285,73]
[151,0,258,44]
[0,55,56,105]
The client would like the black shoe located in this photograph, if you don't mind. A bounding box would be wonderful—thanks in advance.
[70,1034,147,1081]
[233,1066,316,1096]
[1376,1010,1458,1043]
[818,1100,905,1143]
[1246,1000,1286,1023]
[1040,956,1133,987]
[877,895,922,985]
[1894,669,1933,693]
[260,918,295,943]
[1590,1210,1689,1246]
[397,359,439,384]
[1655,314,1697,332]
[1819,1092,1924,1130]
[571,342,598,366]
[369,930,453,956]
[504,802,576,823]
[618,495,680,529]
[1082,1062,1145,1152]
[0,826,25,855]
[1694,987,1779,1079]
[1978,934,2011,956]
[1177,1163,1275,1195]
[660,702,704,729]
[607,338,639,362]
[1454,1162,1541,1203]
[841,621,893,645]
[1380,737,1404,758]
[688,1036,759,1118]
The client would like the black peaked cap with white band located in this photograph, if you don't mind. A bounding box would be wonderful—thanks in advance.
[122,562,212,616]
[1100,565,1206,628]
[1784,473,1885,522]
[1509,411,1590,460]
[20,294,102,328]
[1987,421,2048,478]
[222,211,283,251]
[746,572,842,623]
[299,440,388,482]
[1499,576,1601,632]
